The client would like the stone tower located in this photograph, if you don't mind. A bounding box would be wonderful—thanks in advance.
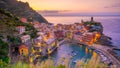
[91,17,94,22]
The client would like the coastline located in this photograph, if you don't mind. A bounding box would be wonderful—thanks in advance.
[96,35,113,47]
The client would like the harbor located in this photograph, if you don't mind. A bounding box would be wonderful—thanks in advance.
[9,17,120,67]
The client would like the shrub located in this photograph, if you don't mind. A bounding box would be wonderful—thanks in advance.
[0,59,8,68]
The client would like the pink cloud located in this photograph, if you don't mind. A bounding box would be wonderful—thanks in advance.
[104,3,120,8]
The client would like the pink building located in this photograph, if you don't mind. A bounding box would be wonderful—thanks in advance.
[16,26,25,34]
[20,35,30,43]
[33,21,41,29]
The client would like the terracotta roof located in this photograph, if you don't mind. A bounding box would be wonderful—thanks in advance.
[17,26,25,28]
[19,45,28,49]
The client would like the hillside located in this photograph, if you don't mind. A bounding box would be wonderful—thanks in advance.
[0,8,38,39]
[0,0,48,23]
[0,8,40,65]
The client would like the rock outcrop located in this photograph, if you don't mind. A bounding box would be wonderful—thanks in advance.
[0,0,48,23]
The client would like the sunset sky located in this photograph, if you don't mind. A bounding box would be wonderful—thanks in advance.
[19,0,120,15]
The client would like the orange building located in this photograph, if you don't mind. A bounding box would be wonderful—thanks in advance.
[19,45,28,56]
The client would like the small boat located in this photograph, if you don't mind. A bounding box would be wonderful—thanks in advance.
[70,53,77,57]
[73,60,78,63]
[73,52,77,56]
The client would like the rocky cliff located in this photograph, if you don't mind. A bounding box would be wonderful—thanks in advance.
[0,0,48,23]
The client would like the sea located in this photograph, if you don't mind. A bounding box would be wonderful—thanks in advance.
[44,16,120,47]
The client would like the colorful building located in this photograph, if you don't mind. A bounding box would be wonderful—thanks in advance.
[82,32,101,45]
[54,30,63,39]
[66,31,73,39]
[19,44,28,56]
[20,35,30,43]
[46,38,57,54]
[16,26,25,34]
[33,21,41,29]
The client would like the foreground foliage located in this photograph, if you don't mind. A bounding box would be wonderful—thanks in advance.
[0,59,8,68]
[9,56,117,68]
[0,39,9,63]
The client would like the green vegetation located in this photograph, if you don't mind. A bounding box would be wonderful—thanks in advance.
[0,59,8,68]
[0,0,47,68]
[0,8,38,67]
[7,36,21,44]
[24,24,38,38]
[0,0,48,23]
[83,21,101,26]
[11,61,30,68]
[0,8,38,39]
[7,56,117,68]
[0,39,9,68]
[83,21,103,34]
[0,39,9,63]
[75,56,107,68]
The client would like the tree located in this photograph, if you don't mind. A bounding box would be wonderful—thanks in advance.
[0,39,9,63]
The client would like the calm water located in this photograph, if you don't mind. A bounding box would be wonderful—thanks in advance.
[114,50,120,57]
[51,43,95,68]
[45,16,120,47]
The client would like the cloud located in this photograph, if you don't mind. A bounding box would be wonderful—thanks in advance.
[38,10,59,13]
[37,10,69,13]
[37,10,71,16]
[104,3,120,8]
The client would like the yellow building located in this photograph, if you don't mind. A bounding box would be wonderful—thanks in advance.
[19,45,28,56]
[66,31,73,39]
[43,35,48,42]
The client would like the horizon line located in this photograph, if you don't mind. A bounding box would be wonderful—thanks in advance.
[41,14,120,17]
